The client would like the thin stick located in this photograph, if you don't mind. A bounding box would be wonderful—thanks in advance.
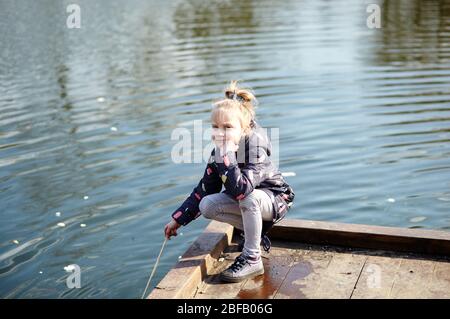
[141,237,168,299]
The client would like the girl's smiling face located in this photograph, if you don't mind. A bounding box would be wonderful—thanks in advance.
[211,108,243,146]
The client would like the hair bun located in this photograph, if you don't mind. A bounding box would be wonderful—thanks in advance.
[225,90,246,102]
[224,80,255,104]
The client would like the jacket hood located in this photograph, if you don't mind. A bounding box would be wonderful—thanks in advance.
[237,119,272,160]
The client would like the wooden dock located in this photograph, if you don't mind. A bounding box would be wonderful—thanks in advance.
[148,219,450,299]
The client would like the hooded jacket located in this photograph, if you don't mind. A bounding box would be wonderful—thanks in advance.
[171,119,295,227]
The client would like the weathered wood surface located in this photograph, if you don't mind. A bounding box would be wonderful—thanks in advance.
[147,220,233,299]
[193,241,450,299]
[148,219,450,299]
[268,219,450,256]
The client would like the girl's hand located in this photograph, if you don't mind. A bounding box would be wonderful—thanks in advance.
[164,219,181,239]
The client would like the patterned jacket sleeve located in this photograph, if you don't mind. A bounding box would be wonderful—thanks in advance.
[214,144,268,200]
[171,150,223,226]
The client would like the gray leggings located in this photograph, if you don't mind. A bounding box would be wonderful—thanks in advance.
[199,189,274,260]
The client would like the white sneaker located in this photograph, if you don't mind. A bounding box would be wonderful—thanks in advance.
[220,253,264,283]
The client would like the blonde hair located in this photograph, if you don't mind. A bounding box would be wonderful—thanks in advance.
[211,80,258,136]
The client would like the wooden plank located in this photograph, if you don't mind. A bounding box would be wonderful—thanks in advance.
[351,255,403,299]
[194,250,247,299]
[269,219,450,256]
[194,277,247,299]
[310,253,367,299]
[236,248,299,299]
[274,248,333,299]
[148,221,233,299]
[389,258,444,298]
[428,261,450,298]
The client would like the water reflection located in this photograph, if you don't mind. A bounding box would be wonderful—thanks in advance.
[374,0,450,65]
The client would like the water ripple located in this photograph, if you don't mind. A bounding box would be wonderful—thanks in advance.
[1,0,449,298]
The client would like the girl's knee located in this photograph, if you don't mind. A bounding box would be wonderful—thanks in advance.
[199,196,216,219]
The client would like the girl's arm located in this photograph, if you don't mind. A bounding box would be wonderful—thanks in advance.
[214,143,268,200]
[171,150,222,226]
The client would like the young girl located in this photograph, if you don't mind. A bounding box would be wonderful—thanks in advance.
[164,81,295,282]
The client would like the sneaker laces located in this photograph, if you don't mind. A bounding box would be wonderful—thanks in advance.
[228,254,248,272]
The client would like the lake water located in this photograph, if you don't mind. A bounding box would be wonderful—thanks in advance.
[1,0,449,298]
